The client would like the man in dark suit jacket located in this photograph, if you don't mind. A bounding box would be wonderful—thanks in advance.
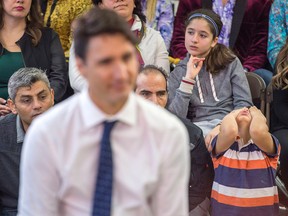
[0,68,54,216]
[136,65,214,215]
[171,0,271,73]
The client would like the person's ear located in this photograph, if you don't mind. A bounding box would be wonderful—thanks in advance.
[211,36,218,48]
[50,89,55,106]
[7,99,17,114]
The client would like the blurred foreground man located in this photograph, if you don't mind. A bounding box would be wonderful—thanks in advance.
[18,8,190,216]
[136,65,214,216]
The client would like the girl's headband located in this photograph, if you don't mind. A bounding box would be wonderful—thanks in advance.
[188,13,219,36]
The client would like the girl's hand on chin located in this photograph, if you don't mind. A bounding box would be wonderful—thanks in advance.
[185,55,205,80]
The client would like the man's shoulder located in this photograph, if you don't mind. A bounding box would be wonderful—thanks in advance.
[0,114,17,142]
[0,113,17,126]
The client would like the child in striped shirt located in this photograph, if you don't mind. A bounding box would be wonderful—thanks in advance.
[211,106,280,216]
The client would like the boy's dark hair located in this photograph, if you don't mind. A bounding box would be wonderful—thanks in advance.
[73,7,139,61]
[185,9,235,74]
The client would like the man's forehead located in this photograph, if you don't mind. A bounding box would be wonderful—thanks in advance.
[88,34,134,50]
[138,72,167,85]
[16,81,49,97]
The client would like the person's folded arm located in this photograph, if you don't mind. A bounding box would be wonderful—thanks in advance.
[155,31,170,74]
[69,42,88,92]
[49,31,67,102]
[214,110,240,155]
[249,106,274,154]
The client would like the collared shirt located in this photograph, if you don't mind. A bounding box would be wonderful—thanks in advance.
[16,115,25,143]
[18,90,190,216]
[211,136,280,215]
[212,0,236,47]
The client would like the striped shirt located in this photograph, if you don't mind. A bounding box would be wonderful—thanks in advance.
[211,136,280,216]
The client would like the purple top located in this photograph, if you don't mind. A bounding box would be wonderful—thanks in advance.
[212,0,236,47]
[141,0,174,50]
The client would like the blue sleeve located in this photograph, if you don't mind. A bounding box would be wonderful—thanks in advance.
[267,0,287,68]
[264,134,281,158]
[211,135,228,159]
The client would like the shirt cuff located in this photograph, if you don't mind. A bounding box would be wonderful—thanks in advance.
[179,77,195,94]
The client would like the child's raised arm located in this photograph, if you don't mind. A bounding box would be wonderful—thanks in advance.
[249,106,275,154]
[215,109,242,154]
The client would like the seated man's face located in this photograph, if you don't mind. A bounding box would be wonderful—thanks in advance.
[135,71,168,108]
[9,81,54,131]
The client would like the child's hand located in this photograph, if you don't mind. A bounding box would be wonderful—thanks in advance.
[185,55,205,80]
[249,106,265,120]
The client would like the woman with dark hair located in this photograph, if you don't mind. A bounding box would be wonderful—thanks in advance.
[271,39,288,189]
[0,0,67,116]
[69,0,169,92]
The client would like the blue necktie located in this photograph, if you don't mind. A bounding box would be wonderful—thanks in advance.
[92,121,117,216]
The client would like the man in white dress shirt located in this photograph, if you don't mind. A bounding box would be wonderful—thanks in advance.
[18,8,190,216]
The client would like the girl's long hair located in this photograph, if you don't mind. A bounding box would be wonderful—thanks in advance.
[272,39,288,90]
[185,9,235,74]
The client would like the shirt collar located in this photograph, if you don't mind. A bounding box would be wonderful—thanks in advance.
[237,138,253,150]
[131,15,142,32]
[16,115,25,144]
[79,89,137,129]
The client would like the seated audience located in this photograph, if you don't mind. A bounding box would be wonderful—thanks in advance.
[69,0,169,92]
[171,0,272,85]
[0,0,66,116]
[136,65,214,216]
[141,0,174,50]
[41,0,92,61]
[168,9,252,141]
[271,40,288,189]
[211,107,280,215]
[0,68,54,216]
[268,0,288,69]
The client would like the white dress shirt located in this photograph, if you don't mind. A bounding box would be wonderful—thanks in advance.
[18,90,189,216]
[69,15,170,92]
